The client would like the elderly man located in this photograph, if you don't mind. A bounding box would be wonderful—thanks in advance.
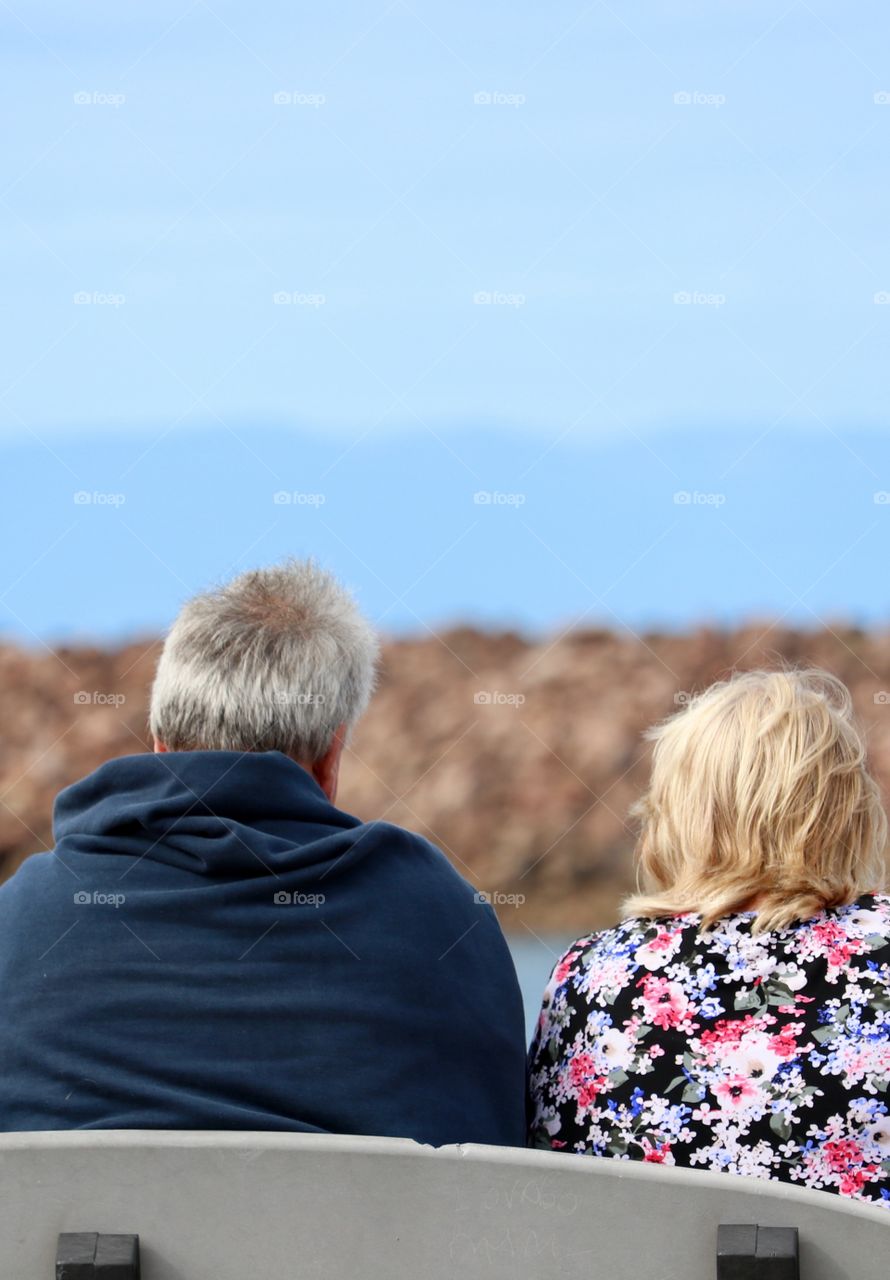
[0,561,527,1146]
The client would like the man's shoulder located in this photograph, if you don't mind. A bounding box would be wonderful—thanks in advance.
[0,850,55,895]
[332,813,473,891]
[0,851,63,931]
[349,817,456,869]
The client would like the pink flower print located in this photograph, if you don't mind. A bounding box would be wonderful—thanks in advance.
[811,920,865,971]
[768,1024,803,1061]
[577,1078,608,1109]
[823,1139,863,1174]
[568,1053,597,1087]
[713,1075,761,1112]
[553,952,580,985]
[839,1168,874,1197]
[638,975,690,1030]
[640,1137,673,1164]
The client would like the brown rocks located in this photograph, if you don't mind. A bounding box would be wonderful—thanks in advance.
[1,626,889,931]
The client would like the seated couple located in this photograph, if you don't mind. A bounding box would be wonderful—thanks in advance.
[0,560,887,1210]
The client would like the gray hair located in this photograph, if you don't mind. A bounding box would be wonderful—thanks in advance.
[149,559,379,761]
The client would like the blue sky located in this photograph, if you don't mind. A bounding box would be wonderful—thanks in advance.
[4,424,889,642]
[1,2,889,639]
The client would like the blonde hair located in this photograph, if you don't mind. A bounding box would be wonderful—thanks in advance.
[623,668,888,934]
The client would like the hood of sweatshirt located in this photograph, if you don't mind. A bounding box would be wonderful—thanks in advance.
[52,750,362,878]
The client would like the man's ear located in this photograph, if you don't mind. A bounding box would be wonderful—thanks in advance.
[153,737,169,753]
[311,724,348,803]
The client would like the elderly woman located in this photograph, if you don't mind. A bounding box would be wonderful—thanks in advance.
[528,668,890,1206]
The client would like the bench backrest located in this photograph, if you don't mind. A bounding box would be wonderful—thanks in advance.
[0,1130,886,1279]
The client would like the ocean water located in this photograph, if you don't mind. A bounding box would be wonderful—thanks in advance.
[506,934,575,1044]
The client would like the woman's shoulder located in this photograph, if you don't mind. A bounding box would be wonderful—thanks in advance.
[836,891,890,924]
[546,894,890,997]
[788,892,890,947]
[548,914,700,989]
[797,892,890,964]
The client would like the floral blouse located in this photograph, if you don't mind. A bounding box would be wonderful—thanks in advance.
[528,894,890,1207]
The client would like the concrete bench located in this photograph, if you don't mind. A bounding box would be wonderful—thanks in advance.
[0,1129,886,1278]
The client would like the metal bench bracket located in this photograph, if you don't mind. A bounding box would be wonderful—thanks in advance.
[56,1232,140,1279]
[717,1223,799,1280]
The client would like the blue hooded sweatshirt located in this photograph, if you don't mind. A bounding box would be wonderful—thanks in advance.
[0,750,527,1146]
